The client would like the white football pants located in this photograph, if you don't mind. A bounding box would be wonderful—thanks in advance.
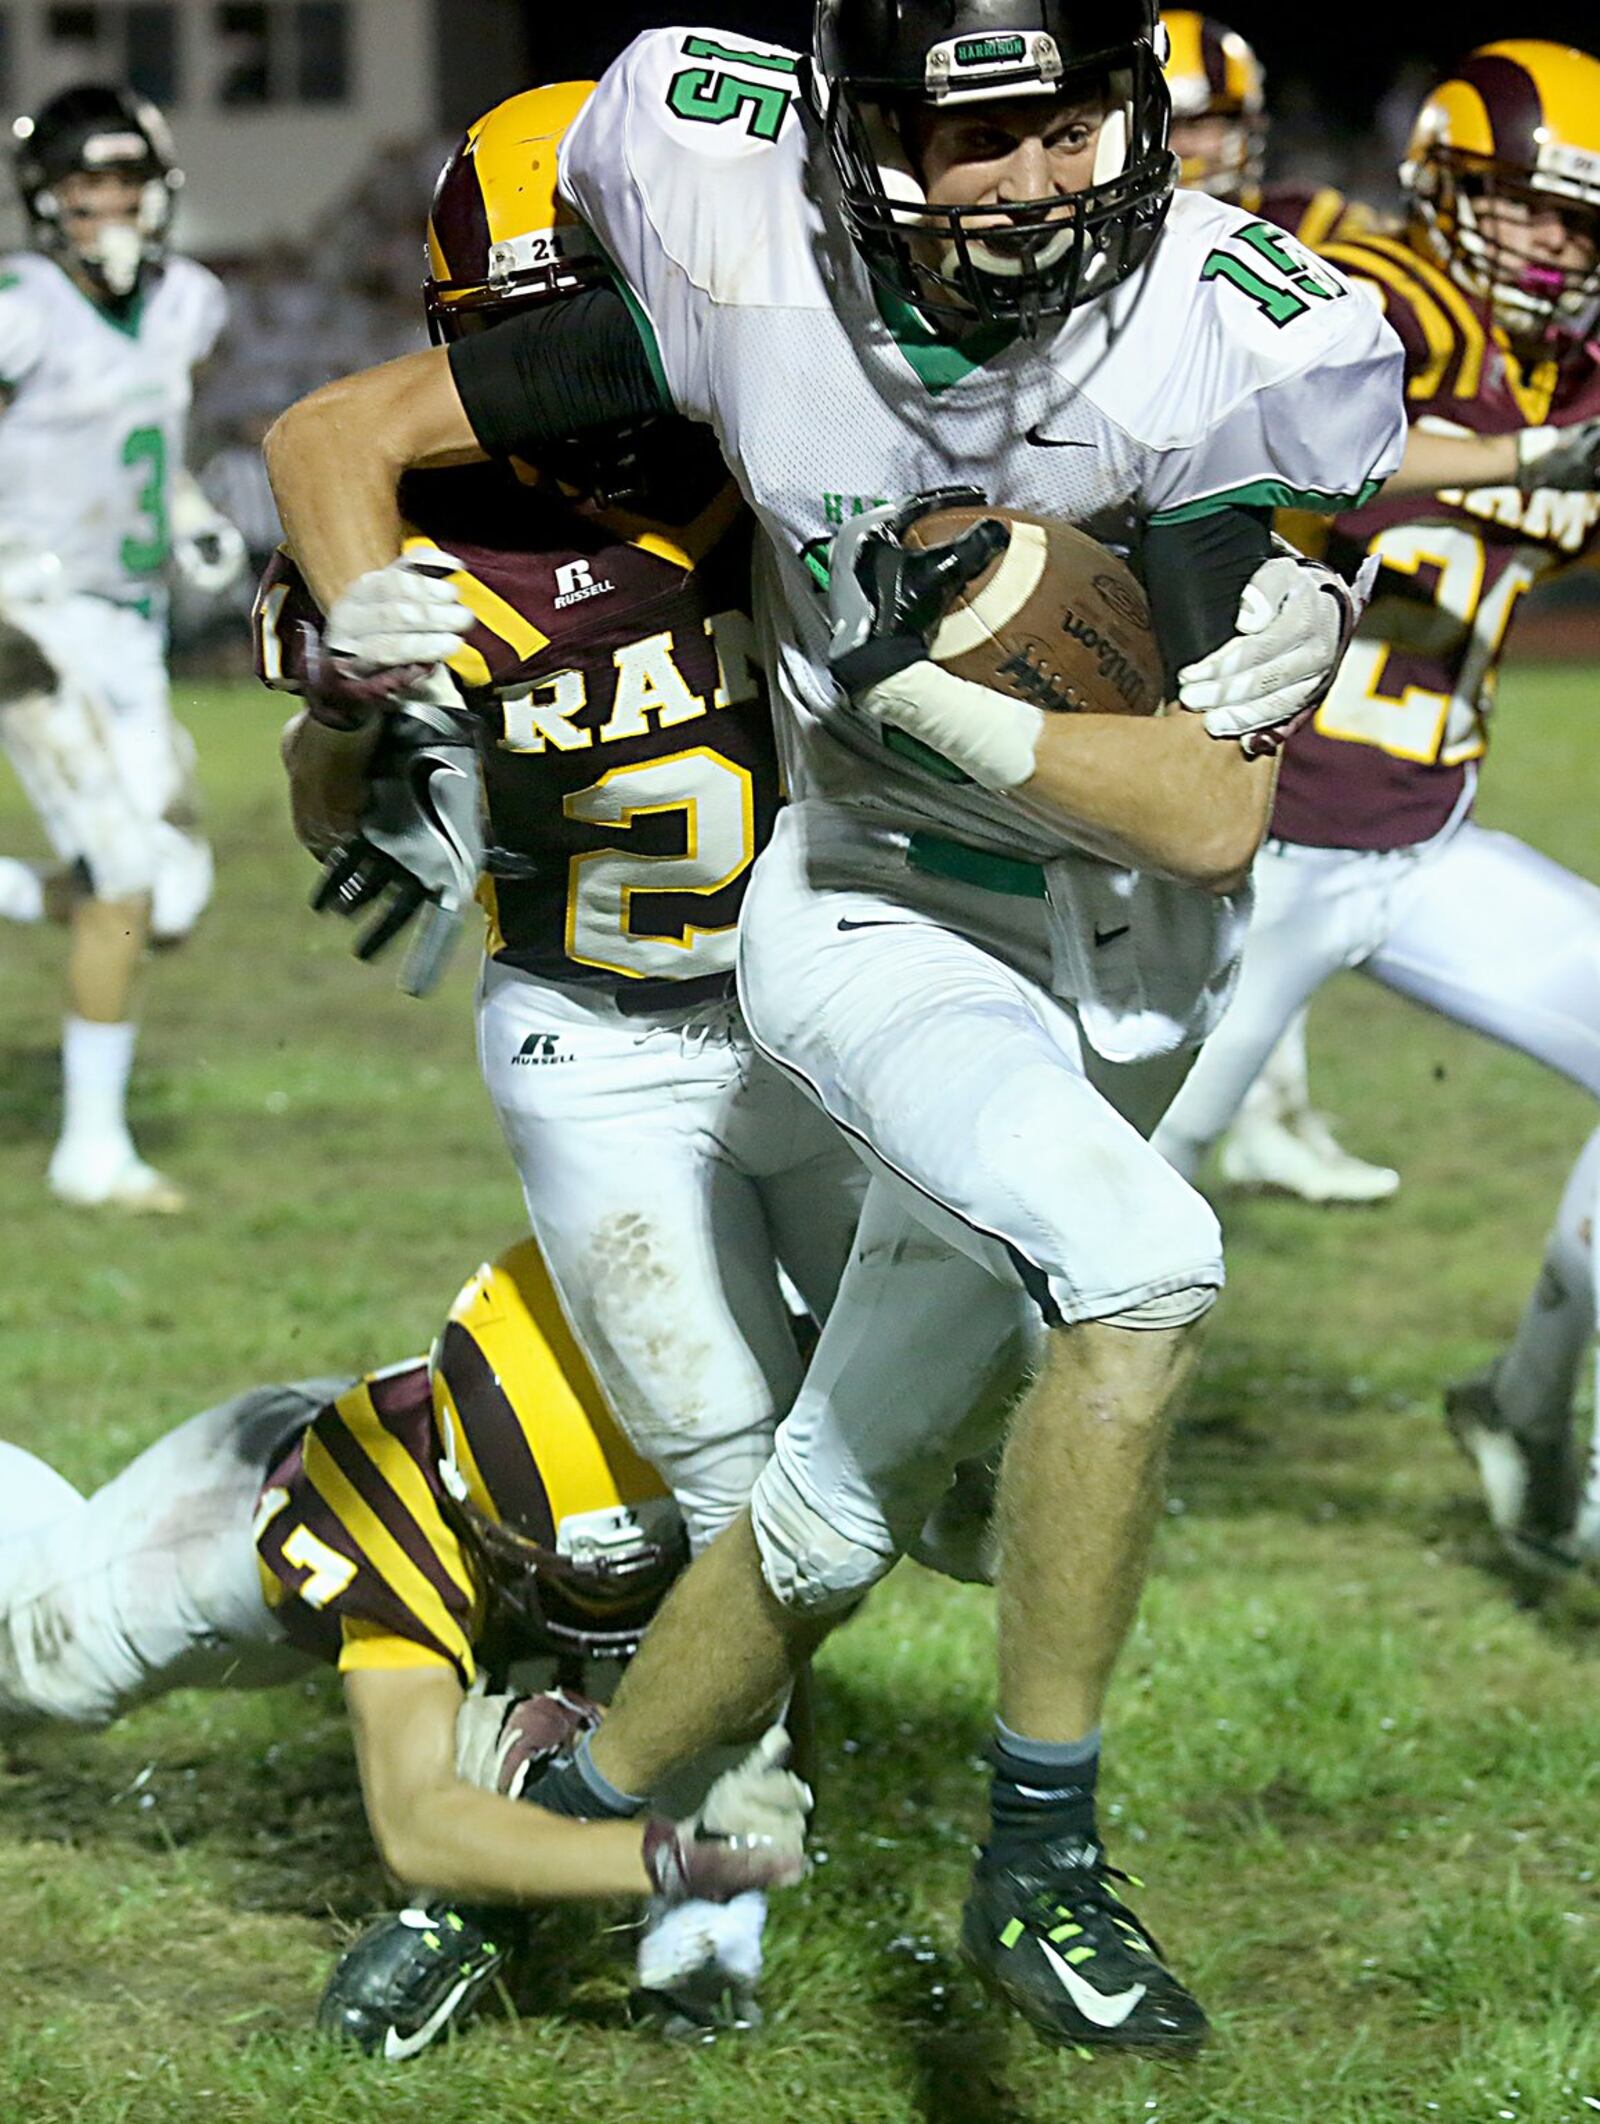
[477,960,867,1551]
[0,1385,335,1732]
[0,593,212,937]
[1156,820,1600,1177]
[737,804,1224,1328]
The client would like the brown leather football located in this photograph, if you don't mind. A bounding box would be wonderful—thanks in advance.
[904,505,1164,718]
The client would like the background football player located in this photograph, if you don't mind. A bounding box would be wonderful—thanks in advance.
[0,1237,812,2057]
[1162,11,1405,1204]
[1150,40,1600,1577]
[264,0,1407,2052]
[0,85,245,1212]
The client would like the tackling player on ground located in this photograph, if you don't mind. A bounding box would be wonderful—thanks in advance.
[0,1238,813,2056]
[265,0,1407,2050]
[1149,39,1600,1575]
[0,86,245,1211]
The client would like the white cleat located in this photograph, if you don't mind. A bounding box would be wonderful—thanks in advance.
[47,1143,187,1215]
[1217,1108,1400,1205]
[1444,1368,1580,1579]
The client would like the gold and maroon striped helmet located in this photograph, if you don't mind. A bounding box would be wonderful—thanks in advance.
[1160,12,1265,202]
[430,1241,684,1660]
[1402,40,1600,336]
[424,81,608,346]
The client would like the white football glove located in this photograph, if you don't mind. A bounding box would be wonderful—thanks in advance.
[324,547,476,671]
[641,1728,811,1903]
[453,1685,601,1799]
[1515,417,1600,493]
[171,493,248,594]
[1177,552,1369,757]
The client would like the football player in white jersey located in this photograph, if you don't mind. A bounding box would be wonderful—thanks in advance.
[264,0,1406,2050]
[0,86,244,1212]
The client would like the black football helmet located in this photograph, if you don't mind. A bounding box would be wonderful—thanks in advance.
[12,83,181,301]
[811,0,1176,332]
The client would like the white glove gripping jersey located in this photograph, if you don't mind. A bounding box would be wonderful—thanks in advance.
[560,28,1406,1056]
[0,252,227,612]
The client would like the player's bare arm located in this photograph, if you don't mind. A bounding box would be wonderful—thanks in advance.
[263,347,482,613]
[344,1666,652,1902]
[1019,709,1274,890]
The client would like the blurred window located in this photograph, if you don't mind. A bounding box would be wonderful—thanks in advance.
[217,1,270,106]
[46,5,100,41]
[45,4,180,103]
[295,3,347,102]
[215,0,350,108]
[127,5,178,103]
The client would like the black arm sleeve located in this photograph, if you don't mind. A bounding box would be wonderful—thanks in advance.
[1137,505,1275,693]
[446,286,670,461]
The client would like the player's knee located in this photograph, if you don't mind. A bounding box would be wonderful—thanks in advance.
[749,1455,895,1618]
[149,822,213,944]
[82,818,160,904]
[1098,1281,1218,1331]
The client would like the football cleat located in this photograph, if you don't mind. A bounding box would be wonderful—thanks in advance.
[47,1142,186,1214]
[960,1835,1208,2053]
[1444,1368,1580,1578]
[1217,1107,1399,1205]
[317,1902,518,2060]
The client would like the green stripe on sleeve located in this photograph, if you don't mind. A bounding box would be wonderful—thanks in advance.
[608,271,673,412]
[1147,476,1383,524]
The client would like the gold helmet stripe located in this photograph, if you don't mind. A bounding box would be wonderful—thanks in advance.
[439,1240,668,1536]
[1480,40,1600,157]
[1420,78,1497,161]
[467,81,597,250]
[1321,240,1460,403]
[302,1427,475,1674]
[1353,236,1487,400]
[1162,9,1207,89]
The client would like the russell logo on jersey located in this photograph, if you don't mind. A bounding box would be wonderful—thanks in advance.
[553,559,616,611]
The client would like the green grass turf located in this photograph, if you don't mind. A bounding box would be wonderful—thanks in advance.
[2,667,1600,2122]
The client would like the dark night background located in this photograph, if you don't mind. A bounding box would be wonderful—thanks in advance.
[510,2,1600,197]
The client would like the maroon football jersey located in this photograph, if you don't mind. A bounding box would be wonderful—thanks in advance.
[1255,181,1390,251]
[256,443,781,1005]
[255,1363,485,1682]
[1269,230,1600,850]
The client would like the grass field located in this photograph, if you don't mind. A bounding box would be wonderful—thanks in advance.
[3,666,1600,2124]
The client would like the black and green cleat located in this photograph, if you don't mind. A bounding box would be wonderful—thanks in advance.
[317,1901,519,2060]
[960,1835,1208,2054]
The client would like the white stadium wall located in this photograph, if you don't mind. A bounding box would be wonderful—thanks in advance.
[0,0,439,255]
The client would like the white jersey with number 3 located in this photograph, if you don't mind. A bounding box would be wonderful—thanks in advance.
[0,252,226,609]
[560,26,1406,867]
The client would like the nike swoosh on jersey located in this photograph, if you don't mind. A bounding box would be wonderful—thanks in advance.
[1094,924,1131,948]
[836,916,915,932]
[1035,1936,1148,2028]
[1024,425,1090,448]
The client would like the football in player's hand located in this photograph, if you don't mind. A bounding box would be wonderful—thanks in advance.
[904,507,1163,719]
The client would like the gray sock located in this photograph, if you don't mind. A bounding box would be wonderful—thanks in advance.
[994,1718,1102,1770]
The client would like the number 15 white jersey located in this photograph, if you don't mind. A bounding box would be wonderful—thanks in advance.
[0,252,226,612]
[560,27,1407,863]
